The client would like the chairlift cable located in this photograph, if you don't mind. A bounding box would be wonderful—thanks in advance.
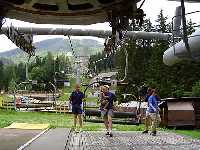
[67,35,77,59]
[0,17,6,30]
[138,0,146,9]
[180,0,192,58]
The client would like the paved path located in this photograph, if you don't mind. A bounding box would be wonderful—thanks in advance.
[23,129,200,150]
[0,129,41,150]
[24,128,70,150]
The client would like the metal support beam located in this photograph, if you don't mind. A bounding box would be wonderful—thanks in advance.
[0,26,171,40]
[25,62,29,81]
[76,61,81,85]
[0,16,4,31]
[180,0,192,57]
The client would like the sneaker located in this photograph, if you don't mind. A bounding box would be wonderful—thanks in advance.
[150,131,156,136]
[142,130,148,134]
[109,132,113,137]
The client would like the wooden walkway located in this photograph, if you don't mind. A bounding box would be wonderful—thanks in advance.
[24,129,200,150]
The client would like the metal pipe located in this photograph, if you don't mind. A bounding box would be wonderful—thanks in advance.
[172,6,182,42]
[163,28,200,66]
[0,26,171,40]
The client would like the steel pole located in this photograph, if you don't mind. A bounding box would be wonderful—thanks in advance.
[0,26,171,40]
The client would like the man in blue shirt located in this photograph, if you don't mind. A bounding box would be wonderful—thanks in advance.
[148,89,160,136]
[142,87,152,134]
[101,85,116,137]
[69,84,84,132]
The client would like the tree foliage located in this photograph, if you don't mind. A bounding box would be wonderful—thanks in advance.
[0,52,71,92]
[89,10,199,99]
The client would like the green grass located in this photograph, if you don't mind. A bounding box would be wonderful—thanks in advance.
[0,109,73,128]
[58,77,94,101]
[173,129,200,139]
[1,109,200,139]
[2,94,13,101]
[0,109,144,131]
[58,92,71,101]
[86,97,98,102]
[0,94,14,108]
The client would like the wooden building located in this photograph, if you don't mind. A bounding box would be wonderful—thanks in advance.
[159,97,200,128]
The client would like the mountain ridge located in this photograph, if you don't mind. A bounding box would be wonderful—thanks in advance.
[0,38,104,62]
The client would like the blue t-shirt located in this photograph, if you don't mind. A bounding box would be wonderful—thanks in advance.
[145,94,151,102]
[148,95,158,113]
[105,92,116,109]
[70,91,84,106]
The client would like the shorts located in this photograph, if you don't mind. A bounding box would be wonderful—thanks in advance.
[149,113,161,123]
[146,111,150,117]
[101,109,113,117]
[72,105,82,114]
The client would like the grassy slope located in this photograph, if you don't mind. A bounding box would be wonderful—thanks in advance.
[0,109,144,131]
[174,130,200,139]
[58,77,98,103]
[1,109,200,139]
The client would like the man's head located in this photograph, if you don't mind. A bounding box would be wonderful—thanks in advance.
[104,85,109,93]
[100,86,105,92]
[75,84,80,92]
[147,87,152,95]
[101,86,106,93]
[151,89,156,95]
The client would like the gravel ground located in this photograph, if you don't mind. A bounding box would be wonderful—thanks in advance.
[66,131,200,150]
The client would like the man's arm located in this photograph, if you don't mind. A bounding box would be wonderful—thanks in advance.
[69,93,72,104]
[149,97,156,112]
[103,101,109,110]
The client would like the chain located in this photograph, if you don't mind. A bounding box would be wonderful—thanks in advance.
[67,35,77,59]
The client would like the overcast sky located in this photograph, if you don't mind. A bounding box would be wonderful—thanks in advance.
[0,0,200,52]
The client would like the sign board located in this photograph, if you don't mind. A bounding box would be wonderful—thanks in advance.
[32,80,37,85]
[111,80,117,87]
[64,81,70,87]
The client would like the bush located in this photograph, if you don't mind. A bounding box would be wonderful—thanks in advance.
[192,80,200,96]
[171,85,184,98]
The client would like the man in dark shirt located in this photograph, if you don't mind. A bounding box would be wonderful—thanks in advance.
[101,85,116,137]
[69,84,84,132]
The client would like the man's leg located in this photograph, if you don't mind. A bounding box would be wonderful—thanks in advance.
[101,110,109,131]
[78,114,83,129]
[150,113,157,136]
[143,114,151,133]
[156,113,161,127]
[103,116,109,131]
[108,116,112,133]
[73,114,78,129]
[107,109,113,137]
